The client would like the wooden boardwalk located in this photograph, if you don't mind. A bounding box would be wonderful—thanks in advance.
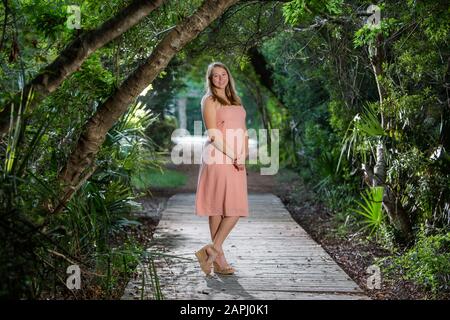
[122,193,369,300]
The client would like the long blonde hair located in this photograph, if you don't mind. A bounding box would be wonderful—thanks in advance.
[204,62,242,106]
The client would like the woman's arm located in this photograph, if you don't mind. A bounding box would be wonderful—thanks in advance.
[203,96,237,162]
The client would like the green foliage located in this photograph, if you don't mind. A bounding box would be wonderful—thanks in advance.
[318,183,358,217]
[273,0,448,255]
[1,0,449,299]
[131,167,187,190]
[71,53,116,97]
[94,238,144,298]
[353,18,399,48]
[22,0,67,39]
[328,100,353,135]
[0,0,214,299]
[283,0,344,25]
[351,186,384,236]
[387,146,450,228]
[78,0,128,29]
[0,69,163,299]
[405,0,450,44]
[99,99,163,187]
[145,116,178,152]
[353,103,385,137]
[63,179,141,254]
[383,230,450,295]
[338,102,384,171]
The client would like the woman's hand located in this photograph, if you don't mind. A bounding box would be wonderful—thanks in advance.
[233,155,245,171]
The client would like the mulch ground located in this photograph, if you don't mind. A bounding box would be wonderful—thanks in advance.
[272,177,431,300]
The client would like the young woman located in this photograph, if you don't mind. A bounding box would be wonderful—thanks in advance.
[194,62,249,276]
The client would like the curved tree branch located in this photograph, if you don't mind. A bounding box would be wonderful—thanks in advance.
[0,0,165,136]
[51,0,239,214]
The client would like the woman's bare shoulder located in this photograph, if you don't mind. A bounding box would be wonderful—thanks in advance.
[202,94,214,103]
[201,95,219,109]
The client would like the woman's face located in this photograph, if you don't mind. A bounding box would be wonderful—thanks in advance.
[211,67,229,89]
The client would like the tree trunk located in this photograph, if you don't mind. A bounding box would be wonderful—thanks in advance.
[0,0,165,136]
[257,86,272,148]
[245,78,272,147]
[364,145,412,239]
[51,0,239,214]
[177,97,187,132]
[365,33,412,240]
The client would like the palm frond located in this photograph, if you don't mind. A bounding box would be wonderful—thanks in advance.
[351,186,384,236]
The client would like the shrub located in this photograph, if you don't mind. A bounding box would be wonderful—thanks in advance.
[383,230,450,295]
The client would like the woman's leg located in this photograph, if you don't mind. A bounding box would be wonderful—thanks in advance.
[208,216,223,242]
[212,216,240,267]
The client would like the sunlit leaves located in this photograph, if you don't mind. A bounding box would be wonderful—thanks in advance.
[337,102,385,172]
[282,0,344,25]
[353,103,385,137]
[353,18,398,48]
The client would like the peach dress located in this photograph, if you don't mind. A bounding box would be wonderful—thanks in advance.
[195,101,249,217]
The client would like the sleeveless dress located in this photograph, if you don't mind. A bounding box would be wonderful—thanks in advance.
[195,99,249,217]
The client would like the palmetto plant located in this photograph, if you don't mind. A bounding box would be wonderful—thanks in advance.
[351,186,385,236]
[337,102,386,172]
[313,148,344,192]
[101,99,164,185]
[0,89,166,297]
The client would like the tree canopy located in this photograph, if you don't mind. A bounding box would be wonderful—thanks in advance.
[0,0,448,299]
